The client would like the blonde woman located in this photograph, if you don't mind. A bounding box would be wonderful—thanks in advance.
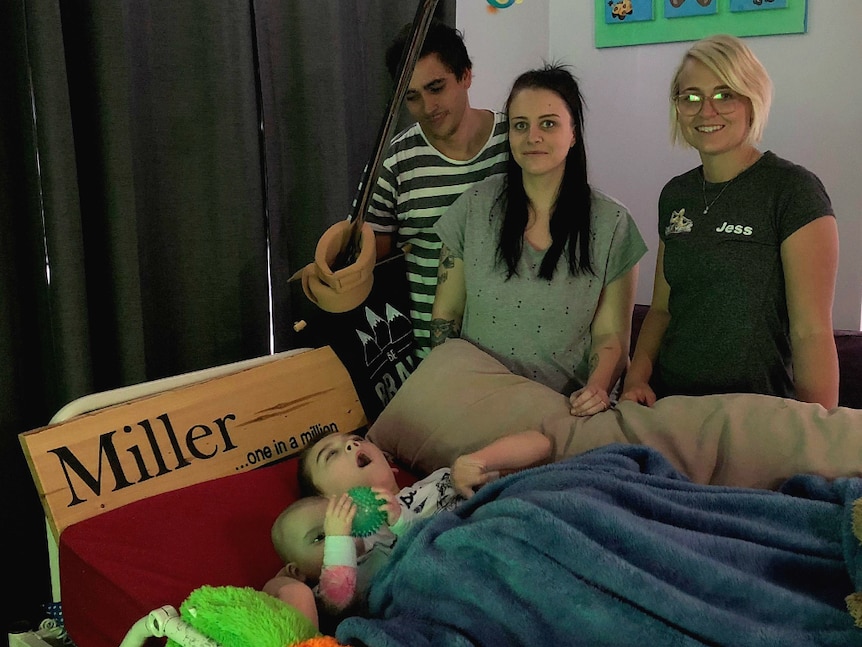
[622,34,839,409]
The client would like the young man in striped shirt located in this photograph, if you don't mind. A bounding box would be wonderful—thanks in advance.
[366,20,509,358]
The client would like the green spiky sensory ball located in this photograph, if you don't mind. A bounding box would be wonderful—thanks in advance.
[348,486,387,537]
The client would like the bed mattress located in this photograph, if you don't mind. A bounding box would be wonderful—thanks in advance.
[60,458,301,647]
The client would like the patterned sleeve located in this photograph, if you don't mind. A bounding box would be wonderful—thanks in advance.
[317,535,358,613]
[394,467,464,530]
[387,467,464,536]
[318,566,357,613]
[365,155,399,233]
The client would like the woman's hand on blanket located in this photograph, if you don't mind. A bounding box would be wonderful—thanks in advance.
[325,492,357,536]
[371,487,402,525]
[619,381,657,407]
[452,454,500,498]
[569,386,610,416]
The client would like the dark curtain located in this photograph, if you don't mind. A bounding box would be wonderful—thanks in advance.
[255,1,453,350]
[0,0,452,635]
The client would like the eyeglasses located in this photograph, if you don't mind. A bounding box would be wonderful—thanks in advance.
[673,91,742,116]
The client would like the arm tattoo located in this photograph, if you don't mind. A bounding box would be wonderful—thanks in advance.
[437,246,456,285]
[588,352,599,374]
[430,318,460,348]
[440,246,456,269]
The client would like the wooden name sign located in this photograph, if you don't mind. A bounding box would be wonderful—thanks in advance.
[20,346,366,540]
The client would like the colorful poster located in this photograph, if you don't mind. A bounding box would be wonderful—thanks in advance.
[605,0,655,23]
[665,0,718,19]
[595,0,808,48]
[730,0,788,12]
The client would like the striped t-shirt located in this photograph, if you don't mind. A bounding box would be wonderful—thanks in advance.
[365,111,509,357]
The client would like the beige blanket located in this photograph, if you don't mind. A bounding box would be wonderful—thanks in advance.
[544,394,862,489]
[369,339,862,488]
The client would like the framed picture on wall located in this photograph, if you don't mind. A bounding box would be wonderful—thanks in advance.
[605,0,655,23]
[665,0,717,19]
[595,0,808,47]
[730,0,788,12]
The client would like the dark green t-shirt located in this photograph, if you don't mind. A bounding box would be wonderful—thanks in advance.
[655,151,833,399]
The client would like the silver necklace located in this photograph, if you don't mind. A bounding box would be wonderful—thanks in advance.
[700,151,762,215]
[701,174,739,215]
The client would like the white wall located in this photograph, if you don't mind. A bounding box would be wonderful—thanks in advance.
[458,0,862,330]
[457,1,550,111]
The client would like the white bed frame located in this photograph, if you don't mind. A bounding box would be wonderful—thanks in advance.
[44,349,312,603]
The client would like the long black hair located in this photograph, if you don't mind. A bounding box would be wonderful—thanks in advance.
[497,63,593,280]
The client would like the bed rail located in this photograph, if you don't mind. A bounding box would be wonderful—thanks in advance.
[119,606,220,647]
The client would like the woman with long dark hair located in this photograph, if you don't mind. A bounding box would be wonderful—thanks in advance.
[431,64,646,416]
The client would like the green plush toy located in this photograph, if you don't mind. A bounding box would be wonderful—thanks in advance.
[164,585,344,647]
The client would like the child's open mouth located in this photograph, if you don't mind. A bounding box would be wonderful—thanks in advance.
[356,451,371,468]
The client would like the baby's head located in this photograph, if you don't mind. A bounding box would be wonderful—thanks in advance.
[298,431,400,498]
[271,496,329,583]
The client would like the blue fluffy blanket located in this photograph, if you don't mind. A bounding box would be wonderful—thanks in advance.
[336,444,862,647]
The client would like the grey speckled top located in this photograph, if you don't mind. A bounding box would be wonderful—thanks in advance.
[435,175,647,394]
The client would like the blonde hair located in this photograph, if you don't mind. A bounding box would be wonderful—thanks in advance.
[669,34,773,147]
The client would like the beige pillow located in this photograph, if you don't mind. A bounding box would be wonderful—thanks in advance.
[367,339,570,474]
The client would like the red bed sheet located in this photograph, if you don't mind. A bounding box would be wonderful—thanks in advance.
[60,454,418,647]
[60,458,300,647]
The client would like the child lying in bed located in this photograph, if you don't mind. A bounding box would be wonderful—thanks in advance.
[298,427,552,500]
[265,491,402,628]
[334,443,862,647]
[264,429,552,627]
